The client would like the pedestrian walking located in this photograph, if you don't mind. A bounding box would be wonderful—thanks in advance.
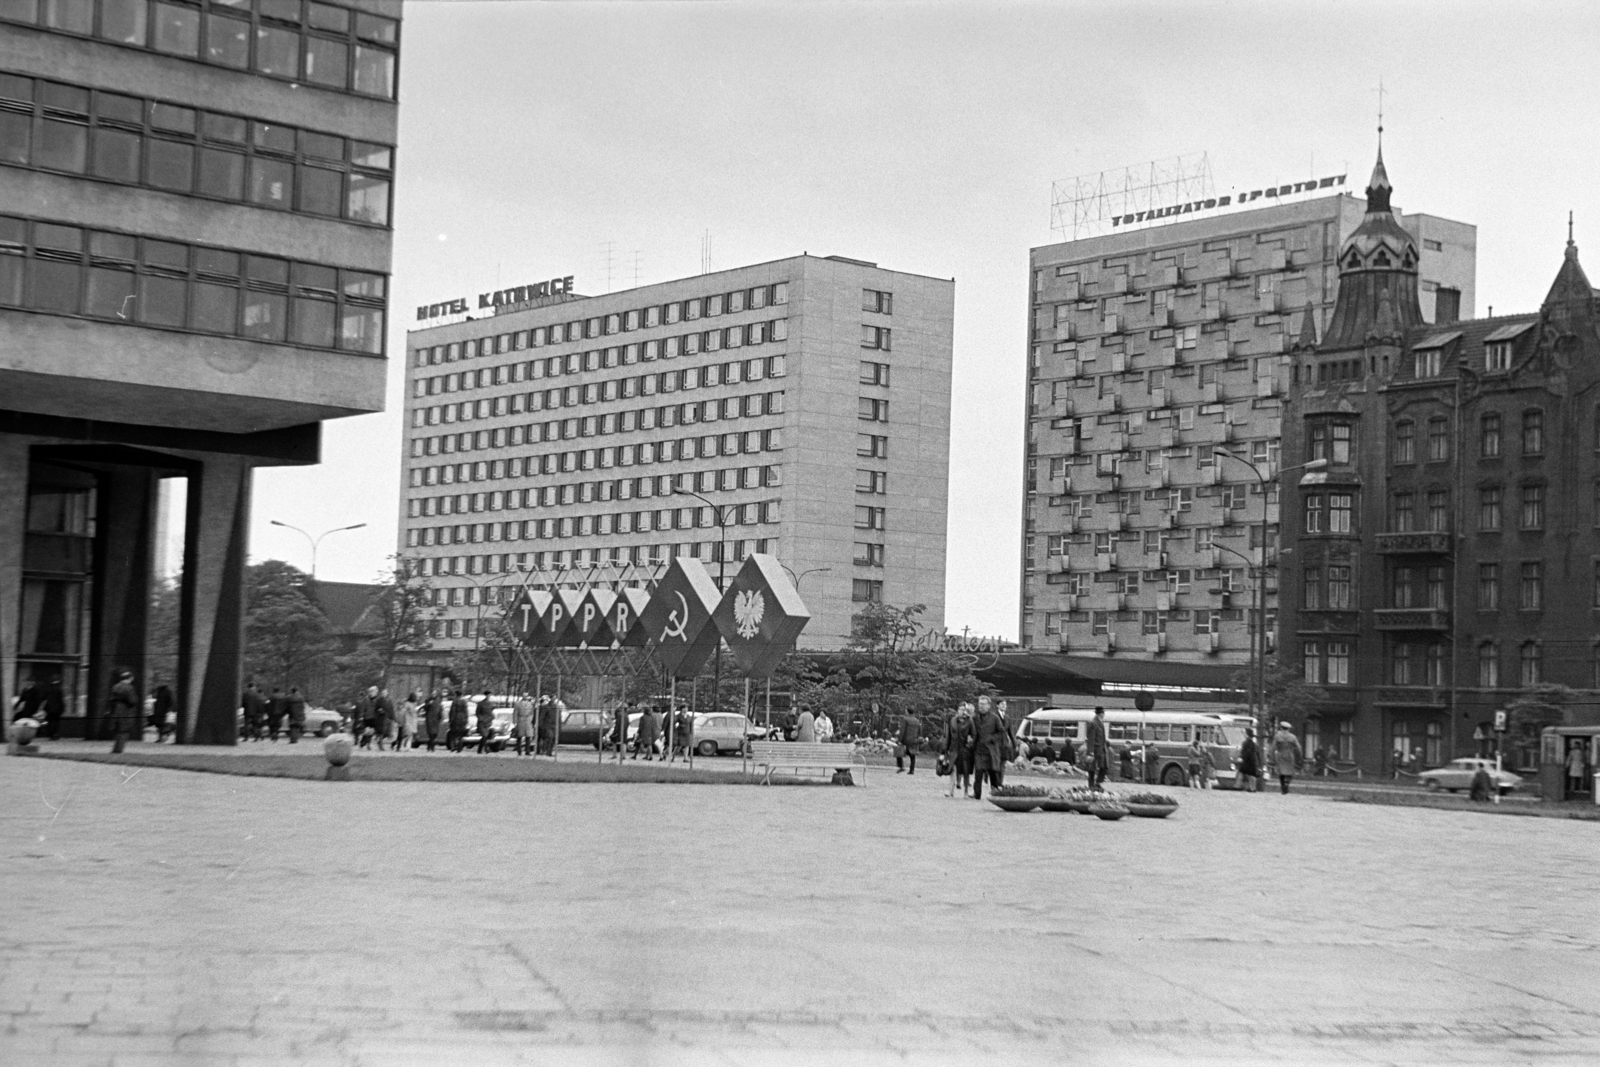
[398,691,419,751]
[945,702,976,797]
[1238,728,1260,792]
[670,705,692,762]
[1118,742,1135,782]
[375,688,396,751]
[354,686,377,748]
[241,681,266,742]
[1273,720,1304,794]
[1198,738,1215,788]
[423,691,444,752]
[514,693,535,756]
[266,687,286,742]
[1187,736,1205,789]
[795,706,816,743]
[285,686,307,743]
[108,670,140,751]
[895,712,922,774]
[635,704,660,760]
[475,693,497,754]
[970,697,1011,799]
[1086,706,1110,790]
[150,684,174,741]
[1313,746,1328,777]
[446,691,469,752]
[1143,740,1159,784]
[537,696,559,756]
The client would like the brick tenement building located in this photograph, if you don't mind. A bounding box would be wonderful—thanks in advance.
[1281,149,1600,775]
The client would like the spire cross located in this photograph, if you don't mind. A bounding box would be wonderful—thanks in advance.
[1569,211,1575,246]
[1376,78,1385,142]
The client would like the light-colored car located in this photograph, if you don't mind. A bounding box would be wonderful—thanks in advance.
[304,706,343,737]
[1418,757,1522,795]
[693,712,753,757]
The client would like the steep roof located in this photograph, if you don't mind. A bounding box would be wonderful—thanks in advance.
[308,581,383,635]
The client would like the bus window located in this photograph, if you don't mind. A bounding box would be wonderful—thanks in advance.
[1051,722,1071,739]
[1172,724,1191,743]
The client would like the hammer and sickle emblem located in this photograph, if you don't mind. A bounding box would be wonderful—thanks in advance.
[661,591,690,642]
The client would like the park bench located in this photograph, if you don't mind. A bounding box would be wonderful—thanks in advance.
[747,741,865,785]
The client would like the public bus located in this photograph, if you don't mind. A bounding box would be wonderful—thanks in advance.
[1015,701,1253,789]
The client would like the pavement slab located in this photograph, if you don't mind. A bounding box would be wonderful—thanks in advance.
[3,748,1598,1065]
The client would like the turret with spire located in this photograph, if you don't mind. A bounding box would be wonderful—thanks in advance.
[1320,143,1424,350]
[1541,211,1596,333]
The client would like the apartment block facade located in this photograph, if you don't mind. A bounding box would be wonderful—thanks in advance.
[1020,192,1475,667]
[399,255,953,651]
[1,1,400,742]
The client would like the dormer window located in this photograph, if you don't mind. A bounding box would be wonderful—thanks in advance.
[1485,341,1512,372]
[1374,251,1391,267]
[1414,348,1442,378]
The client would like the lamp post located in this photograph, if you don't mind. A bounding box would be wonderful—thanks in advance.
[1214,451,1328,746]
[671,485,737,717]
[268,520,366,582]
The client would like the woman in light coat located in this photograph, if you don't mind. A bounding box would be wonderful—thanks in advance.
[398,692,420,751]
[1272,721,1304,794]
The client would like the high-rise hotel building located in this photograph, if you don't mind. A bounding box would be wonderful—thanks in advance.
[1019,189,1475,665]
[1,1,401,742]
[400,255,954,650]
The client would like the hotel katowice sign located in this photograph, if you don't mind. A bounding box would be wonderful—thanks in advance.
[416,275,575,322]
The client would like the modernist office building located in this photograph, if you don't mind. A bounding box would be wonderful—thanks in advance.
[1281,152,1600,775]
[1,2,400,741]
[1019,185,1475,669]
[399,255,954,650]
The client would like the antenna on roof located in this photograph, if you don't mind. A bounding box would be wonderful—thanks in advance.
[701,231,713,275]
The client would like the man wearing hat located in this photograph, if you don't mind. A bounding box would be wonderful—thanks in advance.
[1272,720,1304,795]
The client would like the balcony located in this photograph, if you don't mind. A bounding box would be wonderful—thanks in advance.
[1373,608,1450,631]
[1373,687,1449,708]
[1374,532,1453,555]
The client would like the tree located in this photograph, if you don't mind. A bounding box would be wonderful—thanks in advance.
[244,560,334,695]
[1230,656,1324,730]
[361,556,440,681]
[145,575,182,691]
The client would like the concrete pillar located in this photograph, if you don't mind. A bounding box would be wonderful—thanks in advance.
[86,467,158,741]
[179,456,251,745]
[0,436,28,743]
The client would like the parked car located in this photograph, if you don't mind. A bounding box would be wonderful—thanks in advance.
[304,706,343,737]
[1418,758,1523,795]
[693,712,753,757]
[557,708,609,749]
[461,705,515,752]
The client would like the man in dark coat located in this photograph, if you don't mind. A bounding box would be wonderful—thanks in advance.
[374,688,396,751]
[447,691,470,752]
[241,682,267,742]
[634,704,660,760]
[352,687,375,747]
[284,687,306,743]
[266,687,286,742]
[109,670,139,752]
[1237,728,1260,792]
[970,697,1011,800]
[423,691,444,752]
[150,684,175,742]
[475,693,497,754]
[895,713,923,774]
[1085,706,1110,790]
[536,696,558,756]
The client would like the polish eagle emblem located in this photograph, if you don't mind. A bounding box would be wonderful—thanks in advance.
[733,590,765,640]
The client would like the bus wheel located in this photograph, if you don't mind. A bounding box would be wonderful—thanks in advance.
[1161,764,1186,787]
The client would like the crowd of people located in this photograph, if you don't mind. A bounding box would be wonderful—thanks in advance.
[239,681,309,742]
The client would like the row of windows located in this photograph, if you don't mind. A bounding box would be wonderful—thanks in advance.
[416,282,789,344]
[1078,607,1248,636]
[414,391,784,439]
[2,0,399,99]
[409,540,776,586]
[0,215,384,352]
[1475,641,1547,688]
[411,416,784,462]
[1412,336,1528,379]
[1039,567,1250,598]
[1301,640,1352,685]
[0,73,391,225]
[405,501,781,549]
[409,430,785,482]
[415,322,790,379]
[413,351,787,403]
[1397,410,1546,462]
[1042,527,1237,557]
[1476,562,1544,611]
[407,466,782,517]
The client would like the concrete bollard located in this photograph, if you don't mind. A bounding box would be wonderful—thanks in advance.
[324,733,353,781]
[8,718,40,755]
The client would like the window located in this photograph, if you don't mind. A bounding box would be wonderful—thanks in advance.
[1520,561,1543,611]
[856,469,887,495]
[1331,423,1352,464]
[1329,493,1353,533]
[858,397,889,422]
[856,433,888,459]
[852,579,883,603]
[1478,563,1499,610]
[853,542,885,567]
[1393,491,1414,532]
[1523,410,1544,455]
[1427,417,1449,461]
[854,506,885,531]
[1479,487,1502,531]
[1426,565,1446,609]
[1304,494,1323,533]
[1393,566,1414,608]
[1310,423,1327,462]
[1478,642,1499,688]
[1327,641,1350,685]
[861,325,891,350]
[1395,421,1415,463]
[1302,566,1323,609]
[1426,490,1449,532]
[1391,643,1412,685]
[1520,641,1542,687]
[1520,485,1544,530]
[862,288,892,314]
[1485,341,1511,372]
[1480,413,1501,457]
[1413,347,1442,378]
[859,360,890,387]
[1303,640,1323,683]
[1327,565,1352,609]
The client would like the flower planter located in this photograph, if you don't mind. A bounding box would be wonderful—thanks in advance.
[1125,802,1178,819]
[987,797,1042,812]
[1037,797,1077,813]
[1087,803,1129,820]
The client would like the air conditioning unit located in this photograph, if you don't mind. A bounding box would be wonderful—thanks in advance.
[1208,631,1222,653]
[1145,632,1168,654]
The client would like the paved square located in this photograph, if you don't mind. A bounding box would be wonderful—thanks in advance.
[2,749,1597,1065]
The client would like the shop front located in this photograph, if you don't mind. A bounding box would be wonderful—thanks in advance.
[1539,727,1600,802]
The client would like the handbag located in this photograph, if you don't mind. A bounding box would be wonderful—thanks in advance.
[935,754,952,777]
[894,743,908,759]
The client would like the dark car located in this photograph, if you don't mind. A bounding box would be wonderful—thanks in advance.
[556,708,609,749]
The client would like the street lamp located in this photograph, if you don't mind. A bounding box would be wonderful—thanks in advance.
[1214,450,1328,747]
[268,520,366,582]
[671,484,738,718]
[778,564,831,597]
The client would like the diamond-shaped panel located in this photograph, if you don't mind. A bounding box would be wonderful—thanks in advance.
[610,587,652,647]
[710,554,810,677]
[507,590,553,646]
[574,588,617,647]
[637,557,721,677]
[544,589,587,647]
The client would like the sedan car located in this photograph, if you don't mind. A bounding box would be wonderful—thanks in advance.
[692,712,753,757]
[304,706,344,737]
[1418,757,1523,795]
[558,709,610,749]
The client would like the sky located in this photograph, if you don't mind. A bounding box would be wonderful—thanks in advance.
[246,0,1600,640]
